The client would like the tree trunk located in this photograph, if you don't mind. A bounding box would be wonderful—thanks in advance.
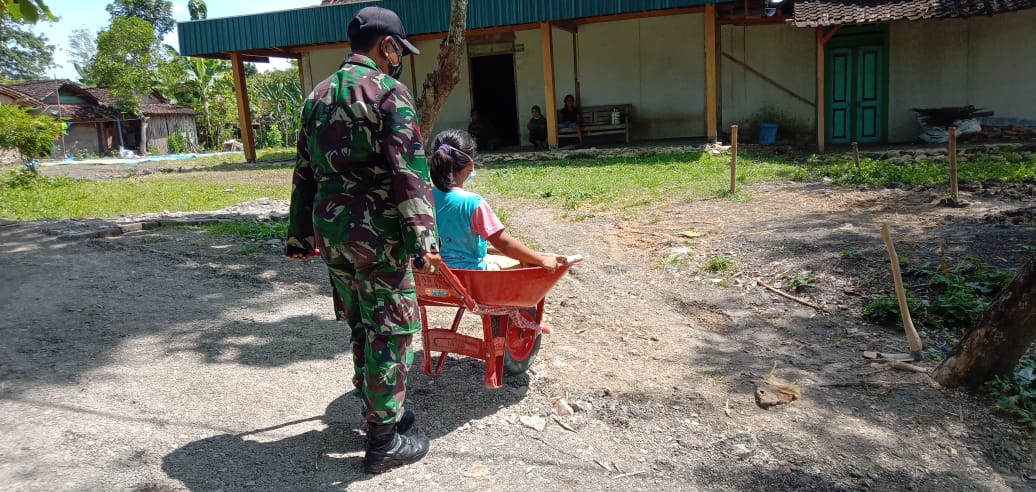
[415,0,468,145]
[933,254,1036,388]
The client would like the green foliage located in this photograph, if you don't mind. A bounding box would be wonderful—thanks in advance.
[793,155,1036,186]
[0,12,56,79]
[839,248,859,260]
[0,105,62,162]
[703,255,732,273]
[863,293,919,325]
[201,219,287,242]
[105,0,174,38]
[926,257,1016,329]
[0,0,55,23]
[786,271,814,293]
[187,0,206,20]
[256,125,283,149]
[863,257,1015,331]
[87,16,157,113]
[249,68,302,149]
[984,358,1036,430]
[167,133,189,154]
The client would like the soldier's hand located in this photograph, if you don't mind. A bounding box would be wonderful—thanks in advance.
[416,252,442,273]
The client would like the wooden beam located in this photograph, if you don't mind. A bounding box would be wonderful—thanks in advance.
[572,28,580,103]
[705,4,718,143]
[230,52,257,162]
[820,25,842,45]
[541,22,558,149]
[554,21,578,34]
[722,52,816,108]
[816,29,825,153]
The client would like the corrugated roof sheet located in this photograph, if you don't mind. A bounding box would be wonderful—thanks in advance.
[179,0,720,57]
[792,0,1036,26]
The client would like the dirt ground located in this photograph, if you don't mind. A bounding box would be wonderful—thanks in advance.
[1,161,1035,491]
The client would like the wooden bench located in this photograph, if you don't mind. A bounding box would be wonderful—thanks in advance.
[558,104,632,145]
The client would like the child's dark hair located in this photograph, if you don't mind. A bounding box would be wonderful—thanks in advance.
[429,129,477,193]
[531,105,541,112]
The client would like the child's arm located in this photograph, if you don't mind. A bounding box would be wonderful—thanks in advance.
[487,230,566,272]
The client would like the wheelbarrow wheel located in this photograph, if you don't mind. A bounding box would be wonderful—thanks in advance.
[490,309,541,375]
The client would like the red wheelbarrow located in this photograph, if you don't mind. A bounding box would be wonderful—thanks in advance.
[413,256,581,389]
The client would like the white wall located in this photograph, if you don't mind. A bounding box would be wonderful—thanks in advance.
[720,24,817,139]
[889,9,1036,141]
[576,14,706,140]
[298,15,712,145]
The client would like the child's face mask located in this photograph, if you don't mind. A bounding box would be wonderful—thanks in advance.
[465,169,477,183]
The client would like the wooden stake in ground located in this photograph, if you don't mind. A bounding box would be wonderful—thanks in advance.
[948,126,959,204]
[730,125,739,194]
[880,224,924,361]
[851,141,861,172]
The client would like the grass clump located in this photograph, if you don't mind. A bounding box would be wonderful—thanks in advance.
[863,256,1014,331]
[703,254,733,273]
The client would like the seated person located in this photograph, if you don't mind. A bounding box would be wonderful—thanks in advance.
[428,129,565,272]
[559,94,583,146]
[527,105,547,149]
[467,108,498,151]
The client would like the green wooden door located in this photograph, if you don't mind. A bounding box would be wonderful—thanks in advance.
[855,46,884,143]
[827,47,853,144]
[826,27,887,145]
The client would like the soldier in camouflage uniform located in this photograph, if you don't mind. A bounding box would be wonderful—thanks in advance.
[285,6,441,474]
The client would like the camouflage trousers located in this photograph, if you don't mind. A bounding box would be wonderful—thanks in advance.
[324,239,421,425]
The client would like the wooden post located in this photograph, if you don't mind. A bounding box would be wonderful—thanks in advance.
[852,141,860,171]
[880,224,924,361]
[572,29,581,104]
[730,125,739,194]
[541,22,558,149]
[230,52,257,163]
[948,126,958,203]
[816,29,825,153]
[705,4,718,143]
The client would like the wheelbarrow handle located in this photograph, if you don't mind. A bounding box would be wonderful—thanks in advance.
[565,254,584,264]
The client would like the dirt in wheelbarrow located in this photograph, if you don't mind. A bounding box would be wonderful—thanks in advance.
[1,179,1035,491]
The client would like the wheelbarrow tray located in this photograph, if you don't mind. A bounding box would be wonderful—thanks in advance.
[414,261,576,388]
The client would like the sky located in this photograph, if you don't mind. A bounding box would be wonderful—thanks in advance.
[31,0,320,81]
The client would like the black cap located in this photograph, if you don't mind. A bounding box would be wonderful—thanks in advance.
[348,6,420,56]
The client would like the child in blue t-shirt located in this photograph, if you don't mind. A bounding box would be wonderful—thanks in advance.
[428,129,565,271]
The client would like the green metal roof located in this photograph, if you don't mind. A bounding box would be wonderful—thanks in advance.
[178,0,722,58]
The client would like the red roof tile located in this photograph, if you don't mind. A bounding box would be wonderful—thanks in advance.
[793,0,1036,26]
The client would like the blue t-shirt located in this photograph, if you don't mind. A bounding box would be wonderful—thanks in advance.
[434,187,490,270]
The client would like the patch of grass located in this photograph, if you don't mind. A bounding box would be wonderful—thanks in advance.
[0,167,290,220]
[703,254,733,273]
[984,358,1036,430]
[201,220,287,241]
[863,256,1015,332]
[839,248,860,260]
[700,372,727,385]
[786,271,814,293]
[476,151,796,213]
[792,155,1036,186]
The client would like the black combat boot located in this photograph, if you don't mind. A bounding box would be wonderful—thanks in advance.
[396,409,415,435]
[363,422,429,473]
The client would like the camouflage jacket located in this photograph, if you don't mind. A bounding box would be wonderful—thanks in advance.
[286,53,437,256]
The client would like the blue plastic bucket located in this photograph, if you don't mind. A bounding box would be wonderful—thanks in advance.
[758,123,779,145]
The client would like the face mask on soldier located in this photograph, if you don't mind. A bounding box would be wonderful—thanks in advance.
[384,38,404,79]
